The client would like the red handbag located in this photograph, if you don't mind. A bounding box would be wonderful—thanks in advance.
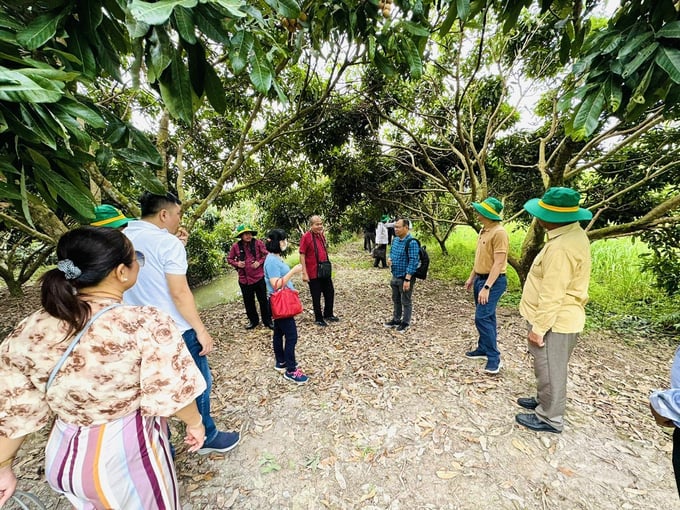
[270,285,303,319]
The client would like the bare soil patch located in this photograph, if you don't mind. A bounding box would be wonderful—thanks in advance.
[3,242,678,509]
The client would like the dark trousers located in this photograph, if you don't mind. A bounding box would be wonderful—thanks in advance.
[674,427,680,498]
[373,244,387,267]
[308,277,335,321]
[239,278,271,325]
[272,316,298,372]
[364,233,375,252]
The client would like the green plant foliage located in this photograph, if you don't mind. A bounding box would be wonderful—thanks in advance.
[185,215,228,286]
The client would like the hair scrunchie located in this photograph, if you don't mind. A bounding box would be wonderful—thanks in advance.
[56,259,82,280]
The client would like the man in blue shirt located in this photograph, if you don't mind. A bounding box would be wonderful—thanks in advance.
[384,218,420,333]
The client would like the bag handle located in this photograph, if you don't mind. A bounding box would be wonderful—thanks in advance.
[46,303,123,391]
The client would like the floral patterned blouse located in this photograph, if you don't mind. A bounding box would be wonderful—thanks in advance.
[0,299,206,439]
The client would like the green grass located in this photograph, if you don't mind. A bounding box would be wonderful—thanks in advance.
[421,226,678,336]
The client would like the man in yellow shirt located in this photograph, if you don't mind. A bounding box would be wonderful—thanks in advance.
[464,197,509,374]
[516,187,592,433]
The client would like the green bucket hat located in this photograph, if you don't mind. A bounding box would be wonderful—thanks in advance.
[523,187,592,223]
[472,197,503,221]
[90,204,134,229]
[380,214,391,222]
[235,224,257,238]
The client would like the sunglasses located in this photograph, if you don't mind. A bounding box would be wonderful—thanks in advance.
[135,250,146,267]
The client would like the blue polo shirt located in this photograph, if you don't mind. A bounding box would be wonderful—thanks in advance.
[389,234,420,279]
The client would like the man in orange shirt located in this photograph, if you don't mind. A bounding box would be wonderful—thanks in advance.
[464,197,509,375]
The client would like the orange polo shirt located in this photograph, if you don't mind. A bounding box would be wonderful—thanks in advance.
[519,222,591,336]
[473,223,509,275]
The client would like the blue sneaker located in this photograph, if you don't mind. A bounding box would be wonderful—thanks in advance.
[484,359,503,375]
[274,361,298,372]
[465,349,486,359]
[283,368,309,385]
[196,430,240,455]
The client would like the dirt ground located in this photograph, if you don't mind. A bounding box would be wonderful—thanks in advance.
[3,242,679,510]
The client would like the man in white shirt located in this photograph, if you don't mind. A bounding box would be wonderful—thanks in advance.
[124,192,239,454]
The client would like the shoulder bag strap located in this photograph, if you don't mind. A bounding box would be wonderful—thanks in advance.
[46,303,123,392]
[312,233,329,263]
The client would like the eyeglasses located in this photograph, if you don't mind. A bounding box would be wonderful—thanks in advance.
[135,250,146,267]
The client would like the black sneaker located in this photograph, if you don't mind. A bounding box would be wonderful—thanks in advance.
[465,349,487,360]
[324,316,340,322]
[396,322,410,333]
[384,320,400,328]
[314,320,328,327]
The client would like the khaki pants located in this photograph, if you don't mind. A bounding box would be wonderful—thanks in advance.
[528,327,579,432]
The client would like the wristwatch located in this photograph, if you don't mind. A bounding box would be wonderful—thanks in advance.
[483,284,491,290]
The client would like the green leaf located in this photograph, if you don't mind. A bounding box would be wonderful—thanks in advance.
[262,0,300,19]
[609,81,622,112]
[618,32,653,60]
[655,47,680,84]
[656,21,680,39]
[0,182,22,200]
[147,27,173,83]
[210,0,248,18]
[173,6,197,43]
[249,41,272,94]
[230,30,253,75]
[33,165,95,219]
[572,90,605,139]
[20,166,36,229]
[0,66,63,103]
[128,125,163,167]
[20,104,57,149]
[630,65,655,104]
[401,37,423,79]
[16,12,63,50]
[402,21,430,38]
[622,42,658,78]
[438,2,458,37]
[53,98,106,129]
[194,7,232,44]
[68,31,97,79]
[79,1,104,32]
[129,0,198,25]
[456,0,470,22]
[127,164,166,195]
[125,9,151,38]
[203,64,226,113]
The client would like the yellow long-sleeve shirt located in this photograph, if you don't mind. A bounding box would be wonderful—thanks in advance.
[519,222,591,336]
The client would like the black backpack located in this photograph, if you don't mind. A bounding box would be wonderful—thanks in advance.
[405,238,430,280]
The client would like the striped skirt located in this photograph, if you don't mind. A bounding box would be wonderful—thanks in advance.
[45,411,179,510]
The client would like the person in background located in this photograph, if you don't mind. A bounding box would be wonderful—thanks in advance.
[124,192,240,454]
[227,224,273,330]
[299,215,339,327]
[374,215,394,269]
[0,227,206,509]
[464,197,509,375]
[650,346,680,498]
[515,187,592,434]
[363,221,376,252]
[384,217,419,333]
[263,229,309,385]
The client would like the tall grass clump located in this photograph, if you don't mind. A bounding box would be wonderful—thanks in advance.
[427,226,678,336]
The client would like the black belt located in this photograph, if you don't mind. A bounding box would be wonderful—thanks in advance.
[477,273,506,279]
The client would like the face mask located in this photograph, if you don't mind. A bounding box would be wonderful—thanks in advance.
[280,240,288,251]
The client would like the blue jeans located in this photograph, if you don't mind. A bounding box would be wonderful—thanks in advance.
[473,274,507,364]
[272,316,298,372]
[182,329,218,443]
[390,276,416,325]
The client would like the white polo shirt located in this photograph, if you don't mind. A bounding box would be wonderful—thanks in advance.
[123,220,192,333]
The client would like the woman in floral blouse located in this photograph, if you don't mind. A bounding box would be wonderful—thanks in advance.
[0,227,207,509]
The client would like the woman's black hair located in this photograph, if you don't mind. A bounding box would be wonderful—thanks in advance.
[40,226,135,337]
[265,229,288,254]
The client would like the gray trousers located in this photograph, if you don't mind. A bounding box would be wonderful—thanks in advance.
[390,276,415,325]
[528,327,578,432]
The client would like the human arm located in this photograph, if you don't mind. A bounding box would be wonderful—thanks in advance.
[0,436,25,507]
[650,402,675,427]
[299,252,309,282]
[226,243,245,269]
[166,274,213,355]
[477,252,506,305]
[173,402,205,452]
[269,264,302,290]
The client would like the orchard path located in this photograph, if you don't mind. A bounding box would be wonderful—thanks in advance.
[4,241,678,510]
